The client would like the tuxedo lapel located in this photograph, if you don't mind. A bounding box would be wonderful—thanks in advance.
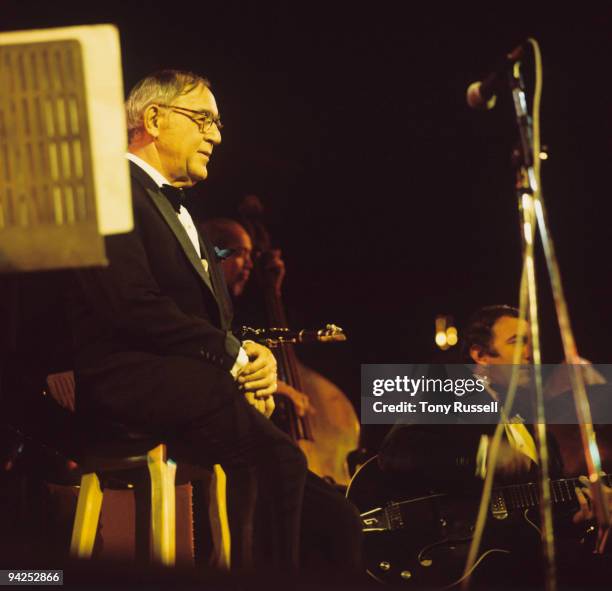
[198,231,234,329]
[127,161,230,324]
[144,187,215,296]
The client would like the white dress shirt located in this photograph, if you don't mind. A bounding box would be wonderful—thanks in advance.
[126,153,202,261]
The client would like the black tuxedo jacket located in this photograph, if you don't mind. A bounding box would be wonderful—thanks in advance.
[70,162,241,387]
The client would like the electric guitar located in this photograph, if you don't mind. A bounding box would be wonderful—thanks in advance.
[346,455,609,587]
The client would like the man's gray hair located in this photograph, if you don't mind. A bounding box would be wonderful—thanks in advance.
[126,70,210,143]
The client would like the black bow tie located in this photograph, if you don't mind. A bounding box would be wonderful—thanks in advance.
[160,184,186,213]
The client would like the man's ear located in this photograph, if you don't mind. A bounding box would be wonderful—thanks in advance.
[470,345,488,365]
[142,104,162,138]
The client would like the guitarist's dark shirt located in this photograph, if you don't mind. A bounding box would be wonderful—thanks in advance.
[378,385,565,489]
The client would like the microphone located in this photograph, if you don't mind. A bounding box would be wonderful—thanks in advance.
[466,43,526,110]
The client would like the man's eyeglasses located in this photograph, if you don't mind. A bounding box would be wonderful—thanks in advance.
[157,104,223,133]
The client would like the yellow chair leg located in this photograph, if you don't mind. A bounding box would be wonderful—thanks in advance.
[209,464,231,570]
[163,459,177,564]
[148,444,176,566]
[69,472,103,559]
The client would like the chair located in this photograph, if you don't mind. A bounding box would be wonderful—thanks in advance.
[69,440,177,566]
[45,371,231,569]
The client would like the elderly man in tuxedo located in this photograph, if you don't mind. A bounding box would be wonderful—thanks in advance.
[69,70,309,570]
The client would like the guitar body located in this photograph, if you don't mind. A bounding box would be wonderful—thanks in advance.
[346,456,601,587]
[346,457,508,586]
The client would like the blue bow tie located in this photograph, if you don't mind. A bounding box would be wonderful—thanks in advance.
[160,184,186,213]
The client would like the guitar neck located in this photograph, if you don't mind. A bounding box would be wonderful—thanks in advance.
[494,473,611,513]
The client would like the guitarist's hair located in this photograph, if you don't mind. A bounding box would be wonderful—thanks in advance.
[462,305,519,361]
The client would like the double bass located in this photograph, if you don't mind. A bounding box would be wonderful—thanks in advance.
[239,196,360,486]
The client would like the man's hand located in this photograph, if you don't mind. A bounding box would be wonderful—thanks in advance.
[573,475,612,525]
[490,440,533,478]
[239,341,278,398]
[244,390,276,418]
[276,380,313,417]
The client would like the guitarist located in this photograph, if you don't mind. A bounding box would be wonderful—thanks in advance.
[378,305,611,584]
[380,306,556,484]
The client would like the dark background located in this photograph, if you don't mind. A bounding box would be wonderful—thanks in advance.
[3,2,611,448]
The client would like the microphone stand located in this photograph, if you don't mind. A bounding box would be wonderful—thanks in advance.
[509,45,610,589]
[509,59,557,591]
[463,40,609,591]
